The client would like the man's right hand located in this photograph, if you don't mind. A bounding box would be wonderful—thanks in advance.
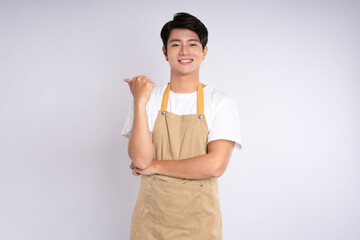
[124,75,154,107]
[124,76,155,170]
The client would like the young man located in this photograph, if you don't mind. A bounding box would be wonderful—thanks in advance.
[122,12,241,240]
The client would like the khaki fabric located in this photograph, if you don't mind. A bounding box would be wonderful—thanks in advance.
[130,83,222,240]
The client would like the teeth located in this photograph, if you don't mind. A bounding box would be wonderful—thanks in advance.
[179,59,192,62]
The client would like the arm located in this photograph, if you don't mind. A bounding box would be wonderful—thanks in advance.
[124,75,154,170]
[132,139,235,179]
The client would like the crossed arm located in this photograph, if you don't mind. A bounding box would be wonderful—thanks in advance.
[131,139,235,179]
[127,96,235,180]
[125,75,235,180]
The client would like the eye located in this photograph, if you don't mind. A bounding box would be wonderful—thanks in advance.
[171,44,180,47]
[190,43,199,47]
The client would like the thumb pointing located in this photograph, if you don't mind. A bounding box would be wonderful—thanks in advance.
[124,78,132,88]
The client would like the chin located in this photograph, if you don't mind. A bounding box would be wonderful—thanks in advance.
[175,68,198,75]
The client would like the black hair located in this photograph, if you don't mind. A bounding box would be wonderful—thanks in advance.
[160,12,208,51]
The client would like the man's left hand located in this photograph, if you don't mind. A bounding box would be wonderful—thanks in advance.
[129,161,157,176]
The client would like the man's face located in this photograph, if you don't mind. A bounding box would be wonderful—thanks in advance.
[163,28,208,76]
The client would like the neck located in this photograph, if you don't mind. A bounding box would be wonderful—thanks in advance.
[169,72,199,93]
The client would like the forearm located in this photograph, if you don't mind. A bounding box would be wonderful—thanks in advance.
[150,140,235,179]
[153,153,226,180]
[128,103,153,169]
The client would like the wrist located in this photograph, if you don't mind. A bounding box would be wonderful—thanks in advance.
[133,101,147,111]
[153,160,160,174]
[134,97,148,109]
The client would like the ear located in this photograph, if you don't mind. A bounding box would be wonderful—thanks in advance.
[162,46,168,61]
[202,46,208,61]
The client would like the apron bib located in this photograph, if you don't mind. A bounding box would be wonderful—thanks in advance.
[130,83,222,240]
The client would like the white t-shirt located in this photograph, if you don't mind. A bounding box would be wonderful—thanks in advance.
[121,83,242,153]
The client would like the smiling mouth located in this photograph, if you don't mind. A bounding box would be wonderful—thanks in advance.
[178,59,193,63]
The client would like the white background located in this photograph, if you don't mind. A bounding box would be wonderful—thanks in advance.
[1,0,359,239]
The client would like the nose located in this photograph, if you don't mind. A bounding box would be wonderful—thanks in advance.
[179,45,189,55]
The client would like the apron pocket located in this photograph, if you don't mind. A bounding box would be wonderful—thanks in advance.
[152,178,204,236]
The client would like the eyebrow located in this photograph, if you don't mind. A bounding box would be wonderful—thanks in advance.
[168,39,200,43]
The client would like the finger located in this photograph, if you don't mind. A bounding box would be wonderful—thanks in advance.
[124,78,132,88]
[134,168,142,175]
[133,75,150,83]
[132,169,141,176]
[134,75,146,79]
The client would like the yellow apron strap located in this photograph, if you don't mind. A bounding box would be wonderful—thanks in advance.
[160,82,204,115]
[160,83,171,111]
[197,82,204,115]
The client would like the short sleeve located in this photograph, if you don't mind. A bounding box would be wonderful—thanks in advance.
[207,97,242,154]
[121,99,153,139]
[121,100,134,139]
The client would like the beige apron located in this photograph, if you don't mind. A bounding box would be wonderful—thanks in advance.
[130,82,222,240]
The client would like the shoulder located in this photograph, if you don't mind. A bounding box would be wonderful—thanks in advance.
[204,85,238,109]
